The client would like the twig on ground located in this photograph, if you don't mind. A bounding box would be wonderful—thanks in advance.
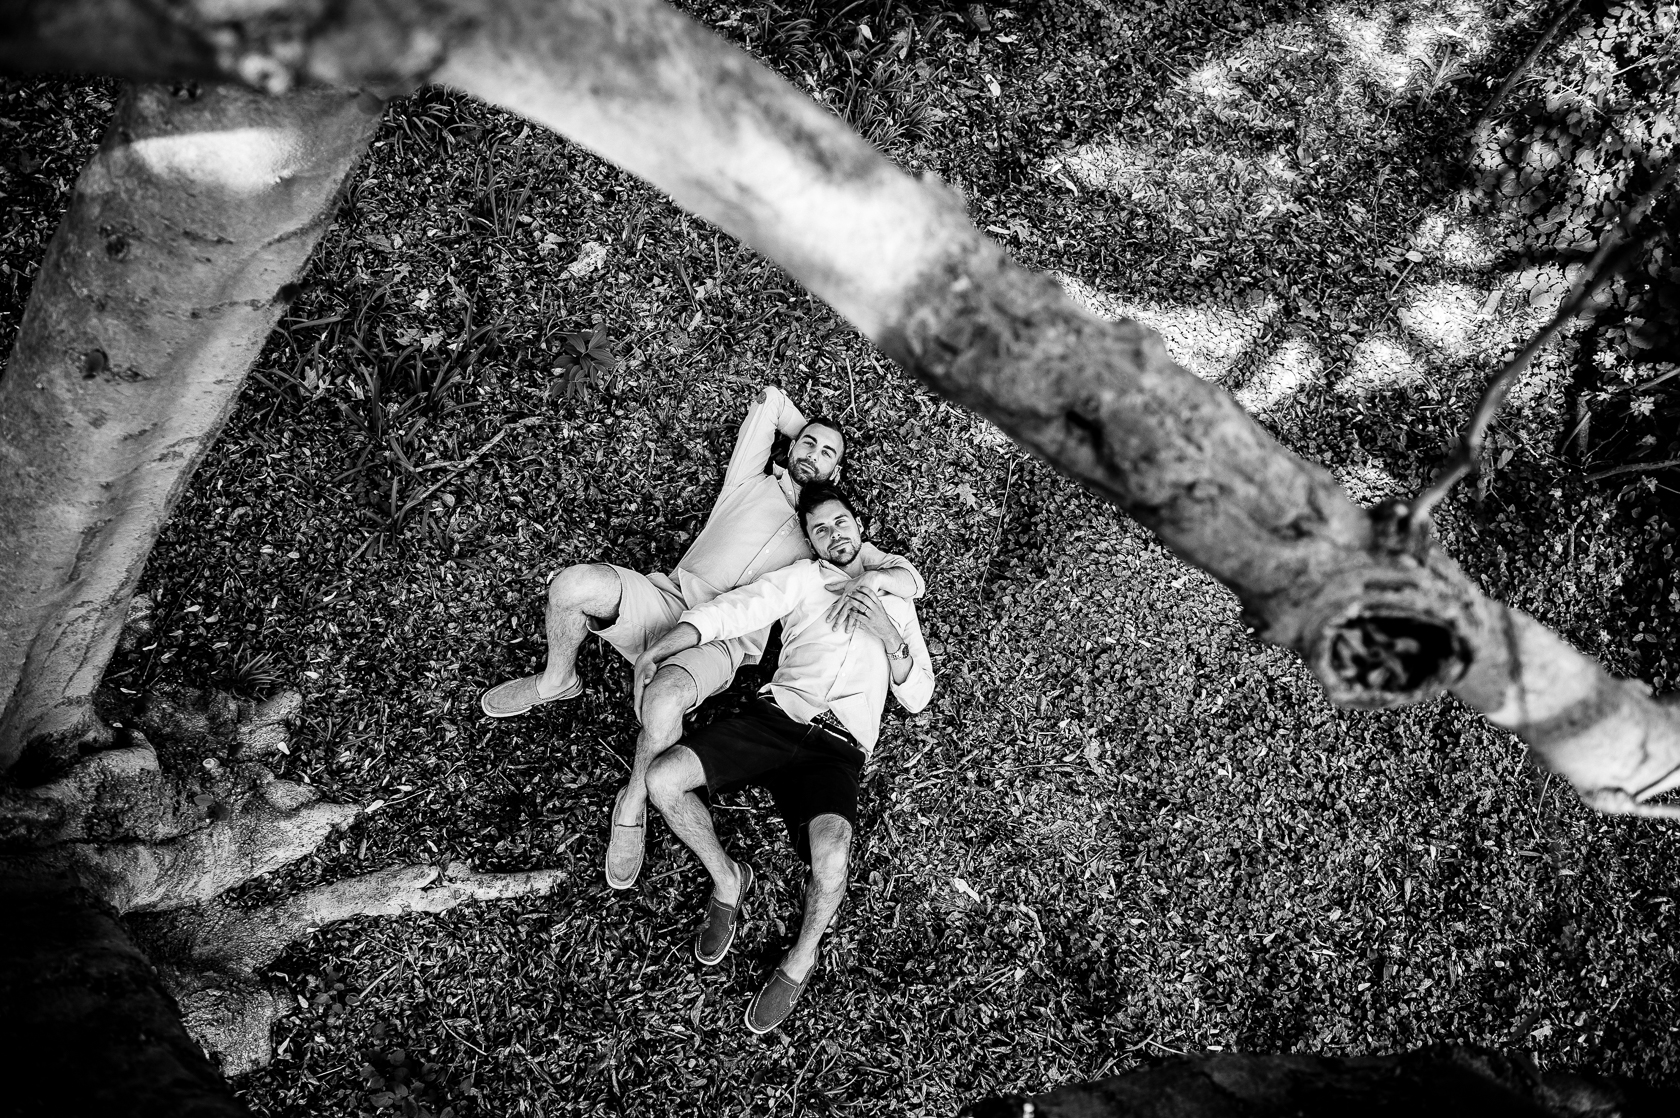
[351,416,543,559]
[979,453,1021,589]
[1466,0,1583,144]
[1406,162,1676,534]
[1584,457,1680,483]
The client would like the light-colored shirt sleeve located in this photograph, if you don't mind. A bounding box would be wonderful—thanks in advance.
[721,385,807,494]
[858,543,927,599]
[887,599,936,714]
[680,563,811,644]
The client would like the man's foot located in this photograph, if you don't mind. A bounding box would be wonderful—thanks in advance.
[604,785,646,890]
[745,959,815,1034]
[479,674,582,718]
[694,860,753,965]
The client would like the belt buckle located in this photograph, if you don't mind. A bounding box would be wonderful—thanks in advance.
[813,711,848,739]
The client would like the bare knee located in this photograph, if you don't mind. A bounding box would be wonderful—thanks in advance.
[807,815,852,890]
[548,563,619,615]
[646,748,704,809]
[639,667,695,744]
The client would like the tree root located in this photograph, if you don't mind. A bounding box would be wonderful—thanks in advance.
[130,861,569,1074]
[2,677,568,1073]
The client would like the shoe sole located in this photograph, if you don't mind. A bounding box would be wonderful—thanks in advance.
[695,863,752,965]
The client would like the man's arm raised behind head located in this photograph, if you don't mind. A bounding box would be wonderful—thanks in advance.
[720,385,808,493]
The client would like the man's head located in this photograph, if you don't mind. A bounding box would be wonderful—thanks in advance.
[787,416,845,486]
[797,481,865,566]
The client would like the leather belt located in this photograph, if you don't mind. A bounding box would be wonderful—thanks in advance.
[811,709,853,742]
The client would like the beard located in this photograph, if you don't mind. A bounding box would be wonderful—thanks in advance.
[823,536,860,565]
[789,457,821,484]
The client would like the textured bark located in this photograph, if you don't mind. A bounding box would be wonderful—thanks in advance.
[132,860,571,972]
[7,767,359,913]
[0,869,246,1118]
[5,0,1672,816]
[960,1045,1679,1117]
[127,861,570,1074]
[0,82,379,776]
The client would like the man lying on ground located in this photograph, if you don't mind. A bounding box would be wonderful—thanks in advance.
[636,481,935,1034]
[479,387,925,889]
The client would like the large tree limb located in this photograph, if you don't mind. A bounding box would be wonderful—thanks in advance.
[126,860,569,1073]
[0,80,380,775]
[131,860,570,972]
[2,1,1677,815]
[7,771,360,913]
[0,869,245,1117]
[961,1044,1677,1117]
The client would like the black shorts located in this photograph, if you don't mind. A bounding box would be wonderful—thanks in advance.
[685,697,866,864]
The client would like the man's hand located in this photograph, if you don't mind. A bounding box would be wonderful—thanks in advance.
[823,570,883,632]
[631,649,663,715]
[839,586,904,651]
[632,622,702,715]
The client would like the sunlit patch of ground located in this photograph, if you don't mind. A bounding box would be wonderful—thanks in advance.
[1054,272,1277,383]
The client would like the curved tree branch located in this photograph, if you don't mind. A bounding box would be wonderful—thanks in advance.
[2,0,1678,815]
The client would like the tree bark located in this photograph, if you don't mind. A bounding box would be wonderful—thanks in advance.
[0,81,380,776]
[0,868,246,1117]
[1,9,1676,812]
[960,1044,1679,1117]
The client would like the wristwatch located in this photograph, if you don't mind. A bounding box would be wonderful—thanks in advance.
[888,639,911,661]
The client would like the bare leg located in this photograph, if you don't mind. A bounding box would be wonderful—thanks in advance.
[615,665,696,826]
[781,813,851,981]
[539,563,622,697]
[646,745,744,904]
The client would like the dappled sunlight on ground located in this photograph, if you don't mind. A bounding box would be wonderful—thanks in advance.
[1331,458,1409,505]
[1232,338,1325,414]
[1396,280,1486,359]
[1326,0,1494,99]
[1039,140,1298,229]
[1054,272,1278,383]
[1341,332,1429,396]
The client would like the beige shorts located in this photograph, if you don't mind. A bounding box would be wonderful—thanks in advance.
[589,565,744,709]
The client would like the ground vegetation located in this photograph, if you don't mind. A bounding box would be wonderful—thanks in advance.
[1,0,1677,1115]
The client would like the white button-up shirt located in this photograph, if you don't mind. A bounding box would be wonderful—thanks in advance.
[654,386,924,662]
[679,559,936,755]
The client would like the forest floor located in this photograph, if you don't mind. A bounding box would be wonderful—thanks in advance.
[3,0,1679,1116]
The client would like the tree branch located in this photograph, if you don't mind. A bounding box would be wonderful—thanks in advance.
[4,0,1680,817]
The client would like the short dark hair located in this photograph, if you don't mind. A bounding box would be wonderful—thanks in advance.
[796,415,847,465]
[796,481,864,531]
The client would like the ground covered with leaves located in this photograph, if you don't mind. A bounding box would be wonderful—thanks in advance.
[3,0,1679,1115]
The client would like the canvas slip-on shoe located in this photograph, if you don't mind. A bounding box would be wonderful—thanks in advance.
[480,674,581,718]
[604,785,646,890]
[745,966,812,1034]
[694,862,753,965]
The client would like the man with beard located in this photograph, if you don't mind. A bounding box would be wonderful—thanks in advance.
[479,387,924,889]
[637,482,935,1034]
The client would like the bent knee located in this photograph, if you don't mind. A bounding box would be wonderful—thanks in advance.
[807,815,852,878]
[548,563,618,607]
[640,666,696,725]
[646,748,702,802]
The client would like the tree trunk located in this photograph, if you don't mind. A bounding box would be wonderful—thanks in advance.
[2,0,1673,815]
[0,81,380,777]
[0,867,246,1117]
[960,1044,1679,1117]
